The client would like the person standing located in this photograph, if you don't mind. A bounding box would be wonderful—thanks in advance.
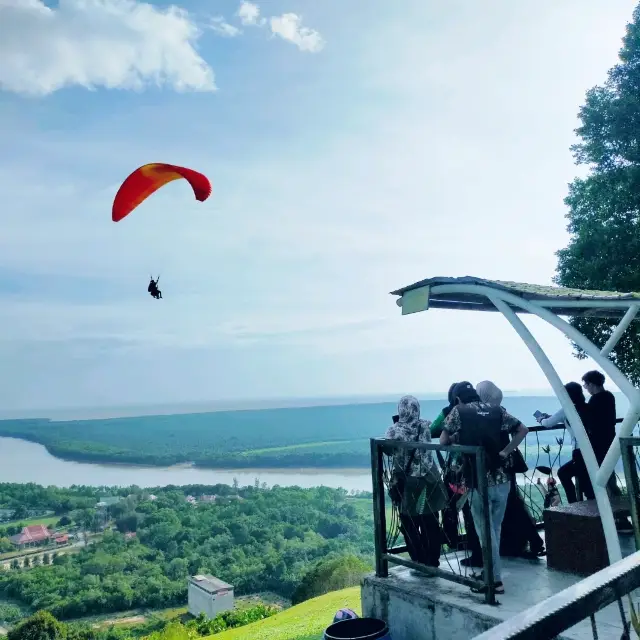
[430,383,481,561]
[385,395,442,568]
[440,382,528,595]
[582,370,631,530]
[581,370,616,466]
[476,381,545,559]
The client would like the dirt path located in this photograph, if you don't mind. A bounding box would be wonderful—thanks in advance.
[92,615,146,628]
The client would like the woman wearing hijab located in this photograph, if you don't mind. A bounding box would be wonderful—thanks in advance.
[477,381,545,560]
[537,382,594,503]
[385,395,443,568]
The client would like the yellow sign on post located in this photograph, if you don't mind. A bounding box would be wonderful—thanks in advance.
[401,286,430,315]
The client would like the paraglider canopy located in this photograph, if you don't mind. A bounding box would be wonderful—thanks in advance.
[112,163,212,222]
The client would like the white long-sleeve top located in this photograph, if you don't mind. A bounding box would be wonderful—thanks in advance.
[539,408,578,450]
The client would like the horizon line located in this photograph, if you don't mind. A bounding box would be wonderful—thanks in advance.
[0,388,563,420]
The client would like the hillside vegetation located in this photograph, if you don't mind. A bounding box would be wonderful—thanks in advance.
[0,396,559,468]
[211,587,361,640]
[0,483,373,621]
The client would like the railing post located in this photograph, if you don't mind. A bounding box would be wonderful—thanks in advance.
[371,438,388,578]
[620,437,640,552]
[476,448,496,605]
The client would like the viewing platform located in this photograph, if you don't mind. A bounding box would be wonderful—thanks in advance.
[363,534,637,640]
[362,275,640,640]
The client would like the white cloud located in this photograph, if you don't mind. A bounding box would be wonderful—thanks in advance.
[0,0,215,96]
[237,1,263,26]
[270,13,325,52]
[209,16,241,38]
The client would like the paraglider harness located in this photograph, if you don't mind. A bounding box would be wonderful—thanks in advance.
[148,276,162,299]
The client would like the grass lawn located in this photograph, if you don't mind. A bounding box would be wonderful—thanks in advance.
[72,606,189,628]
[2,515,60,528]
[210,587,361,640]
[245,440,367,455]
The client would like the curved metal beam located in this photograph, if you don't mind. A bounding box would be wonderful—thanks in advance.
[428,284,640,485]
[488,294,620,563]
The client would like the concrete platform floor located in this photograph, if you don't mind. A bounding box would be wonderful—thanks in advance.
[394,531,638,640]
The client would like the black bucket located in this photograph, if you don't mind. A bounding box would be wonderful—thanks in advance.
[324,617,391,640]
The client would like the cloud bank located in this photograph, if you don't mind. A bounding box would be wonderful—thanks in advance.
[0,0,325,96]
[0,0,215,96]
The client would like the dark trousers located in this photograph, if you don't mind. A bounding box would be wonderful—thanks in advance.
[558,449,594,503]
[399,512,441,567]
[500,483,544,556]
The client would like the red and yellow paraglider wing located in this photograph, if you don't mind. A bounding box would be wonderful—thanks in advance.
[112,163,212,222]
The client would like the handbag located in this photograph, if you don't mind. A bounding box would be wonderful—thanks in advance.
[388,424,422,506]
[507,448,528,474]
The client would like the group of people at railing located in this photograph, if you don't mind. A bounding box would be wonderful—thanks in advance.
[382,371,623,597]
[535,371,617,504]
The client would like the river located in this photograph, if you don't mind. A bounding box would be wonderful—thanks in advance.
[0,437,373,492]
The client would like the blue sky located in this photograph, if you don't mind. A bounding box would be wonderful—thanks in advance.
[0,0,637,411]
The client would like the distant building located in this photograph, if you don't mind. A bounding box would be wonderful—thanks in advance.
[97,496,122,508]
[54,534,69,545]
[188,575,234,619]
[10,525,51,548]
[198,495,217,503]
[185,496,197,505]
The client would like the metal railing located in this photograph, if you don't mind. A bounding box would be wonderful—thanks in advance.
[620,436,640,551]
[471,550,640,639]
[371,438,498,605]
[516,424,567,523]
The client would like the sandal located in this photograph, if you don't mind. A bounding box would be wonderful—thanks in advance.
[471,581,504,595]
[470,572,505,595]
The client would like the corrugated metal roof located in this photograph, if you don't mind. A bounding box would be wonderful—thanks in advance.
[189,574,233,593]
[390,276,640,319]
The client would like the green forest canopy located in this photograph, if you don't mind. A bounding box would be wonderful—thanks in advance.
[556,2,640,383]
[0,396,564,469]
[0,483,374,621]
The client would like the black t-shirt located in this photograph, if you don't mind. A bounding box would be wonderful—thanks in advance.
[587,390,616,464]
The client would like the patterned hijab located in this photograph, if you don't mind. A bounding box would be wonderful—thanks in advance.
[386,395,433,476]
[397,395,422,430]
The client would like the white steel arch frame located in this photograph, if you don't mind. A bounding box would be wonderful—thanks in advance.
[397,283,640,564]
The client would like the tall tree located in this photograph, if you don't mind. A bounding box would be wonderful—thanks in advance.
[7,612,67,640]
[556,3,640,383]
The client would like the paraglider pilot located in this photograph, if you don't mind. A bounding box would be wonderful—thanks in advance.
[148,277,162,299]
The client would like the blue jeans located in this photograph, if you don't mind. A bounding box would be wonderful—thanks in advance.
[469,481,510,582]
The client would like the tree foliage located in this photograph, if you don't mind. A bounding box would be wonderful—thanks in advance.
[556,3,640,382]
[290,554,371,605]
[7,611,67,640]
[0,484,373,621]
